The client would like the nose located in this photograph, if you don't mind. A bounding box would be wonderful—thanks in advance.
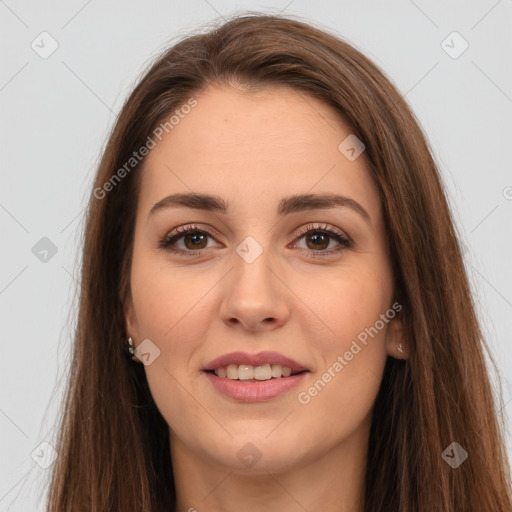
[220,246,290,333]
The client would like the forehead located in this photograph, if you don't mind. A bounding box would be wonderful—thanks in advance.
[138,84,380,220]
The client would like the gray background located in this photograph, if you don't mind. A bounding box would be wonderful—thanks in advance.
[1,1,511,509]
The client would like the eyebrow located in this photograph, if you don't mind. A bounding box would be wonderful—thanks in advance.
[148,192,371,224]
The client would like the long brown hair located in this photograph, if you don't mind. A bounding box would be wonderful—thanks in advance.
[46,12,512,511]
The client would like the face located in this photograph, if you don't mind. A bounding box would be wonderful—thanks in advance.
[124,84,405,473]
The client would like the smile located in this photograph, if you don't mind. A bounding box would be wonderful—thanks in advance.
[203,351,310,402]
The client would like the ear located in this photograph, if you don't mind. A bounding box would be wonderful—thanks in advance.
[123,291,141,363]
[384,312,409,360]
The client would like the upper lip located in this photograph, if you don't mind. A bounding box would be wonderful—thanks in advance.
[203,351,309,373]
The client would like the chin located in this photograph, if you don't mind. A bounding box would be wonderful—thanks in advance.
[200,430,310,474]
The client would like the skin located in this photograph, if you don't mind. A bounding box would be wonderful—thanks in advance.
[124,84,408,512]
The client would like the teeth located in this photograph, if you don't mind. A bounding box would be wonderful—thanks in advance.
[226,364,238,379]
[254,364,271,380]
[213,363,294,381]
[238,364,253,380]
[271,364,282,378]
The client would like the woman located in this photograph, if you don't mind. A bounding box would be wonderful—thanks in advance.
[47,13,512,512]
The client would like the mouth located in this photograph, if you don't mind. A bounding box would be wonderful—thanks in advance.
[202,351,310,402]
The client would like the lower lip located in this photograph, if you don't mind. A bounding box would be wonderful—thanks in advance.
[204,371,308,402]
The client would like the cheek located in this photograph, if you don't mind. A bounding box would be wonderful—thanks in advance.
[294,265,391,422]
[129,256,218,436]
[300,263,392,355]
[130,250,215,343]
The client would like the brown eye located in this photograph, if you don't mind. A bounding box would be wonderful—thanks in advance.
[293,224,352,255]
[305,232,330,250]
[182,232,208,250]
[159,226,218,255]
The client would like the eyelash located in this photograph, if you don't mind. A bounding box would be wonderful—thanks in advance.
[159,223,352,258]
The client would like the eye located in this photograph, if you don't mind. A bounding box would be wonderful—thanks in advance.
[159,224,220,255]
[292,223,352,255]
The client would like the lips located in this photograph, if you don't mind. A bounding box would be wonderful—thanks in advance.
[203,351,310,402]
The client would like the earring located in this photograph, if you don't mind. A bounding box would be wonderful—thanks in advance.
[126,337,136,357]
[397,343,403,353]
